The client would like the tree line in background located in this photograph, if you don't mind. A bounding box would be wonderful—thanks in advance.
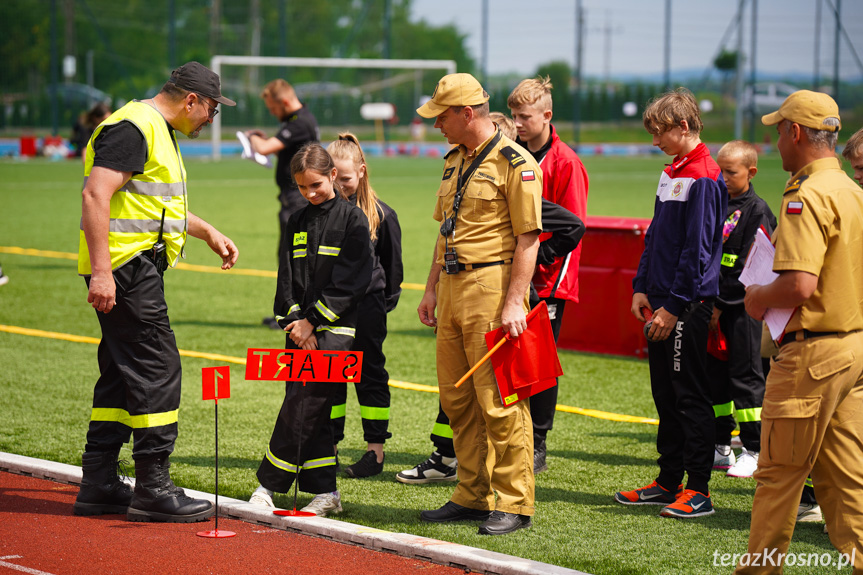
[2,0,861,139]
[0,0,473,131]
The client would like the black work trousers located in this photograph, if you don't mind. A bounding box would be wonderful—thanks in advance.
[649,299,715,495]
[707,304,765,452]
[84,254,181,460]
[331,290,392,445]
[257,334,344,495]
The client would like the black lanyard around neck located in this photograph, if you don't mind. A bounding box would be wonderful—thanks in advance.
[450,129,502,225]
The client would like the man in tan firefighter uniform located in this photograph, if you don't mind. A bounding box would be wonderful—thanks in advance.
[737,90,863,573]
[415,73,542,535]
[75,62,238,523]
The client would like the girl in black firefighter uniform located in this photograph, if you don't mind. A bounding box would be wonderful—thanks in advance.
[250,143,373,516]
[327,133,403,478]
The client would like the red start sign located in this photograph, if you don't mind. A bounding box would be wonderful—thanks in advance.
[244,349,363,383]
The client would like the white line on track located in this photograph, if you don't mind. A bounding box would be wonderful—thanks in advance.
[0,556,58,575]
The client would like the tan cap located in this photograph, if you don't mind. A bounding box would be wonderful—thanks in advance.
[416,73,489,118]
[761,90,840,132]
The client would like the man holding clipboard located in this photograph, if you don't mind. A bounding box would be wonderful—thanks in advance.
[737,91,863,573]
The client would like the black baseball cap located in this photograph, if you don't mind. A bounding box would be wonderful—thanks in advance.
[169,61,236,106]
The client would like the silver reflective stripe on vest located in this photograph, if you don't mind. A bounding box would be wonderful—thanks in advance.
[123,180,185,197]
[107,218,186,234]
[81,177,184,198]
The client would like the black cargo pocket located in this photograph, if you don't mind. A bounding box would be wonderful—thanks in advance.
[762,396,821,467]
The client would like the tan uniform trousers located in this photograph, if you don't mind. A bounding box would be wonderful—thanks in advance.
[436,264,535,516]
[736,330,863,574]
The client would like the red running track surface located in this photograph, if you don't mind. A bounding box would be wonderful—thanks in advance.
[0,471,467,575]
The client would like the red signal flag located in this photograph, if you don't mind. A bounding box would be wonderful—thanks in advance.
[202,366,231,401]
[482,301,563,406]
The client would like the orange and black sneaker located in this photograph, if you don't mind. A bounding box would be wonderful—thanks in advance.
[614,481,683,506]
[660,489,714,518]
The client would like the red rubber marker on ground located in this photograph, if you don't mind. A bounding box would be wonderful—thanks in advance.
[198,366,237,538]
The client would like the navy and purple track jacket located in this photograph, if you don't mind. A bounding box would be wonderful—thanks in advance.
[632,142,727,317]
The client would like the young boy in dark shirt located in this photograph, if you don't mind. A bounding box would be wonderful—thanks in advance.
[709,141,776,478]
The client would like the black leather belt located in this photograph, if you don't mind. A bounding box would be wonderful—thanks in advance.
[457,259,511,272]
[779,329,841,347]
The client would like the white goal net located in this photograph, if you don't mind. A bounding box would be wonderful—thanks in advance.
[209,55,457,159]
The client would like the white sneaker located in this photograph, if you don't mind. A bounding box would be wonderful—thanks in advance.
[249,486,274,508]
[713,445,736,470]
[396,451,458,484]
[797,503,823,523]
[300,491,342,517]
[726,448,758,478]
[730,435,743,449]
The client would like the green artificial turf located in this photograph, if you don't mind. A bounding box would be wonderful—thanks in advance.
[0,152,852,574]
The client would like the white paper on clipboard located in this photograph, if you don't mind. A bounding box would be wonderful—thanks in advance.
[236,131,272,168]
[738,228,794,340]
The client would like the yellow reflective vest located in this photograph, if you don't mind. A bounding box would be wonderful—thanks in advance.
[78,101,187,275]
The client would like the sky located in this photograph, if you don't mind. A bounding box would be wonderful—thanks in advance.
[410,0,863,82]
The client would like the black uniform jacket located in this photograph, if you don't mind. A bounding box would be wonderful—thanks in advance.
[275,195,373,332]
[350,195,404,313]
[716,185,777,310]
[537,198,585,266]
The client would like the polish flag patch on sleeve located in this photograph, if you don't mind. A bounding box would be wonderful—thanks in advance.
[521,170,536,182]
[786,201,804,215]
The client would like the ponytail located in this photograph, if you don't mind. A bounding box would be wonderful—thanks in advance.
[327,132,382,241]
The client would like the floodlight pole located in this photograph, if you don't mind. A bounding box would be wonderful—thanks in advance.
[733,0,745,141]
[50,0,59,136]
[832,0,841,102]
[747,0,758,143]
[209,56,457,160]
[663,0,671,90]
[573,0,584,148]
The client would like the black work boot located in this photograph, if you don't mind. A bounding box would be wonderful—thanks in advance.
[73,451,134,515]
[126,456,213,523]
[534,437,548,474]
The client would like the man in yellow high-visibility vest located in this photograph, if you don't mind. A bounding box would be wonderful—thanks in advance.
[75,62,238,523]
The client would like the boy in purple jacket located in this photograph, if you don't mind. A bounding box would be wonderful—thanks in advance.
[614,88,727,518]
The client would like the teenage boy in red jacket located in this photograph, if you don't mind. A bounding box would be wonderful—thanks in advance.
[508,76,589,473]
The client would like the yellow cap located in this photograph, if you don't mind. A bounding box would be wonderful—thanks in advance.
[761,90,841,132]
[416,73,489,118]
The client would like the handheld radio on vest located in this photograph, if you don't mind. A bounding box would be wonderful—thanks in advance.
[150,208,169,273]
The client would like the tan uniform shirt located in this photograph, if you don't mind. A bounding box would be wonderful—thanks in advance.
[433,130,542,265]
[773,157,863,333]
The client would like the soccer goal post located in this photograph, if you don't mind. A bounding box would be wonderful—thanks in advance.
[209,55,457,160]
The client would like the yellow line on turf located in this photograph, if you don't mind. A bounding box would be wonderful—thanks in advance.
[0,246,424,288]
[0,323,658,426]
[0,324,247,364]
[556,405,658,426]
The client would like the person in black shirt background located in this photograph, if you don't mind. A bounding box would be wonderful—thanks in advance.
[245,79,320,329]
